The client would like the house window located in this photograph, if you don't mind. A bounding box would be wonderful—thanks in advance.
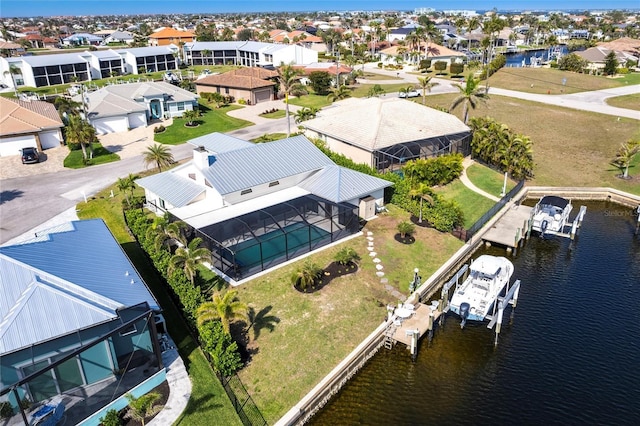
[177,102,185,111]
[240,189,252,195]
[159,199,166,209]
[225,87,229,94]
[269,181,280,187]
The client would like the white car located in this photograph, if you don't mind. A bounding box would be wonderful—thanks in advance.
[399,90,420,98]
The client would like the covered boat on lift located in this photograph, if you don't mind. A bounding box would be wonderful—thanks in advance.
[531,195,573,236]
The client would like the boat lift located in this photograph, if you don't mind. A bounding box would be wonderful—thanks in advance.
[529,203,587,241]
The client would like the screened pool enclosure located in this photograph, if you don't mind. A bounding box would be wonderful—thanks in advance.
[192,195,360,280]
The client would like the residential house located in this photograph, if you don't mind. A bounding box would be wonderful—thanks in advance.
[379,42,467,66]
[182,41,318,68]
[269,30,325,51]
[575,46,638,72]
[62,33,103,46]
[195,67,277,105]
[135,133,392,281]
[0,219,166,424]
[104,31,135,45]
[148,28,195,47]
[0,97,64,156]
[302,97,471,172]
[83,81,198,134]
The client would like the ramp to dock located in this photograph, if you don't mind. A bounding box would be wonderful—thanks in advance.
[482,204,533,248]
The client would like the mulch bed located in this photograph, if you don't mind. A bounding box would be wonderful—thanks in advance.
[292,261,359,293]
[394,233,415,244]
[115,380,170,426]
[410,215,432,228]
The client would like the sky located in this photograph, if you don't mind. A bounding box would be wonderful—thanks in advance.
[0,1,638,18]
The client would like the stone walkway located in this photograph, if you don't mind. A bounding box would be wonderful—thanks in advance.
[364,231,406,302]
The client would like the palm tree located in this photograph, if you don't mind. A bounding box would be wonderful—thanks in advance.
[197,289,248,334]
[143,143,174,172]
[65,114,96,160]
[117,173,138,207]
[290,261,323,291]
[293,106,318,124]
[417,76,438,105]
[409,183,434,224]
[154,220,189,251]
[182,108,200,126]
[277,62,304,137]
[449,74,489,124]
[611,140,640,179]
[54,96,81,123]
[168,237,212,285]
[3,63,21,98]
[124,392,163,426]
[327,85,351,102]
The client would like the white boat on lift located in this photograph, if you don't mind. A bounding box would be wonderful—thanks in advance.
[531,195,574,236]
[449,255,514,328]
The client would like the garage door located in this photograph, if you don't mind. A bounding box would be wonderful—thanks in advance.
[39,130,63,150]
[128,112,147,129]
[254,88,273,104]
[0,135,37,157]
[92,117,128,135]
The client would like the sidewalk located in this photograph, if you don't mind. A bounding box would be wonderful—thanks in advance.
[460,157,501,202]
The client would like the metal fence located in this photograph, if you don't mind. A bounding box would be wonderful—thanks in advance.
[218,373,267,426]
[464,179,525,242]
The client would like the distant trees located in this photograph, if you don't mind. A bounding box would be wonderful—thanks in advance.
[603,51,618,76]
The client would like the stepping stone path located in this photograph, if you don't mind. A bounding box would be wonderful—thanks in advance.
[365,232,408,301]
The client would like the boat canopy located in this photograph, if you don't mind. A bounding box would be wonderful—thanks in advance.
[470,255,506,276]
[538,195,570,209]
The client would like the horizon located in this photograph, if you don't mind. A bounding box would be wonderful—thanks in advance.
[1,1,639,19]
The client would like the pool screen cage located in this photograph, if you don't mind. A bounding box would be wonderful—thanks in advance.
[185,195,360,281]
[373,132,471,173]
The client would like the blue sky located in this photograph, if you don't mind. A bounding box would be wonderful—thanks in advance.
[1,1,638,18]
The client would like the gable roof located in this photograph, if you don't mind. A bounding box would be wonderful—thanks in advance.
[196,72,276,90]
[300,165,392,204]
[149,28,195,39]
[187,132,254,154]
[303,97,470,151]
[0,219,158,354]
[0,97,64,137]
[135,172,205,208]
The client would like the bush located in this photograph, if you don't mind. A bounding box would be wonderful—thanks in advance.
[377,62,383,68]
[449,62,464,75]
[397,221,415,238]
[153,125,165,134]
[198,321,243,376]
[434,61,447,74]
[419,59,432,70]
[334,247,360,265]
[618,67,629,74]
[237,98,247,105]
[100,409,122,426]
[0,401,13,419]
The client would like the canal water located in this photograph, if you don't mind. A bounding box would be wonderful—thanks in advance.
[505,45,569,67]
[310,201,640,425]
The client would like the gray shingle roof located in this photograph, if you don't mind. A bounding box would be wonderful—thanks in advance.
[136,172,205,208]
[0,219,158,354]
[303,97,470,152]
[300,165,393,203]
[201,136,335,195]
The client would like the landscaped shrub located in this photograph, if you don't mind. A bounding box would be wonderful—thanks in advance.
[0,401,13,419]
[334,247,360,266]
[198,321,243,377]
[397,221,415,238]
[419,59,432,71]
[434,61,447,74]
[449,62,464,76]
[100,408,122,426]
[153,125,165,134]
[403,154,464,186]
[237,98,247,105]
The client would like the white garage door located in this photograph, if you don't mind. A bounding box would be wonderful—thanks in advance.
[39,130,62,150]
[0,134,37,157]
[92,117,129,135]
[128,112,147,129]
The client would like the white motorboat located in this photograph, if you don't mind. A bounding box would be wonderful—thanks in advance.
[531,195,573,236]
[449,255,514,327]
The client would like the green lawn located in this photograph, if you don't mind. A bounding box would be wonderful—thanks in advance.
[77,184,242,426]
[63,143,120,168]
[350,83,409,98]
[606,93,640,110]
[154,104,252,145]
[259,109,286,119]
[287,94,332,109]
[466,163,517,197]
[434,180,497,228]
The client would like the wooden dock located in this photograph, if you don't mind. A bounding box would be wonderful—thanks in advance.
[482,205,533,248]
[390,303,442,346]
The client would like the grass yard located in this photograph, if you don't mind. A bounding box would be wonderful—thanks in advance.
[433,180,497,228]
[154,104,252,145]
[287,94,332,109]
[466,163,517,197]
[63,143,120,168]
[359,71,403,80]
[425,93,640,195]
[235,204,463,423]
[350,82,410,98]
[606,93,640,110]
[259,109,286,119]
[487,67,633,94]
[76,184,242,426]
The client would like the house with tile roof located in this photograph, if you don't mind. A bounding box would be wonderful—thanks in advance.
[302,97,471,172]
[82,81,198,134]
[379,42,467,66]
[575,45,639,73]
[148,28,195,47]
[135,133,392,282]
[0,97,64,156]
[195,67,278,104]
[0,219,166,423]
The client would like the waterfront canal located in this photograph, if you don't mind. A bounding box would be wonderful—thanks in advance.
[310,201,640,425]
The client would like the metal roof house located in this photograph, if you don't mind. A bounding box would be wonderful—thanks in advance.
[0,219,166,424]
[135,133,392,281]
[302,97,471,172]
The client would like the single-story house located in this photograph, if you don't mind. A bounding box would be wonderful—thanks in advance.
[575,46,639,72]
[104,31,135,45]
[0,97,64,156]
[82,81,198,134]
[195,67,277,104]
[135,133,393,281]
[62,33,103,47]
[0,219,166,424]
[182,41,318,68]
[302,97,471,172]
[379,42,467,66]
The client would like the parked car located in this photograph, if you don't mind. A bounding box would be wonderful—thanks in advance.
[20,147,40,164]
[399,90,420,98]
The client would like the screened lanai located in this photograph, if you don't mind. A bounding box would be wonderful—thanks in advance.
[194,195,360,280]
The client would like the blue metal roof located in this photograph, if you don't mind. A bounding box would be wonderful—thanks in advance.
[187,132,254,154]
[201,135,335,195]
[136,172,205,208]
[0,219,158,354]
[300,165,393,204]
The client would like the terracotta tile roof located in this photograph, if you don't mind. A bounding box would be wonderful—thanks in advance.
[196,71,276,90]
[149,28,195,39]
[231,67,278,79]
[0,97,64,137]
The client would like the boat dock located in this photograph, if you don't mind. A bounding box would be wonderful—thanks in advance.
[482,204,533,250]
[384,302,442,357]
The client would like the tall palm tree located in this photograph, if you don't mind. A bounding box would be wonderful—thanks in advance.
[417,76,438,105]
[65,114,96,160]
[154,220,189,251]
[168,237,212,285]
[197,289,248,334]
[449,74,489,124]
[117,173,138,207]
[277,62,304,137]
[3,63,22,98]
[327,85,351,102]
[54,96,82,123]
[409,183,434,224]
[143,143,174,172]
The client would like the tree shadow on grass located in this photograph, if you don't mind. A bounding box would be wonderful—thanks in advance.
[247,305,280,341]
